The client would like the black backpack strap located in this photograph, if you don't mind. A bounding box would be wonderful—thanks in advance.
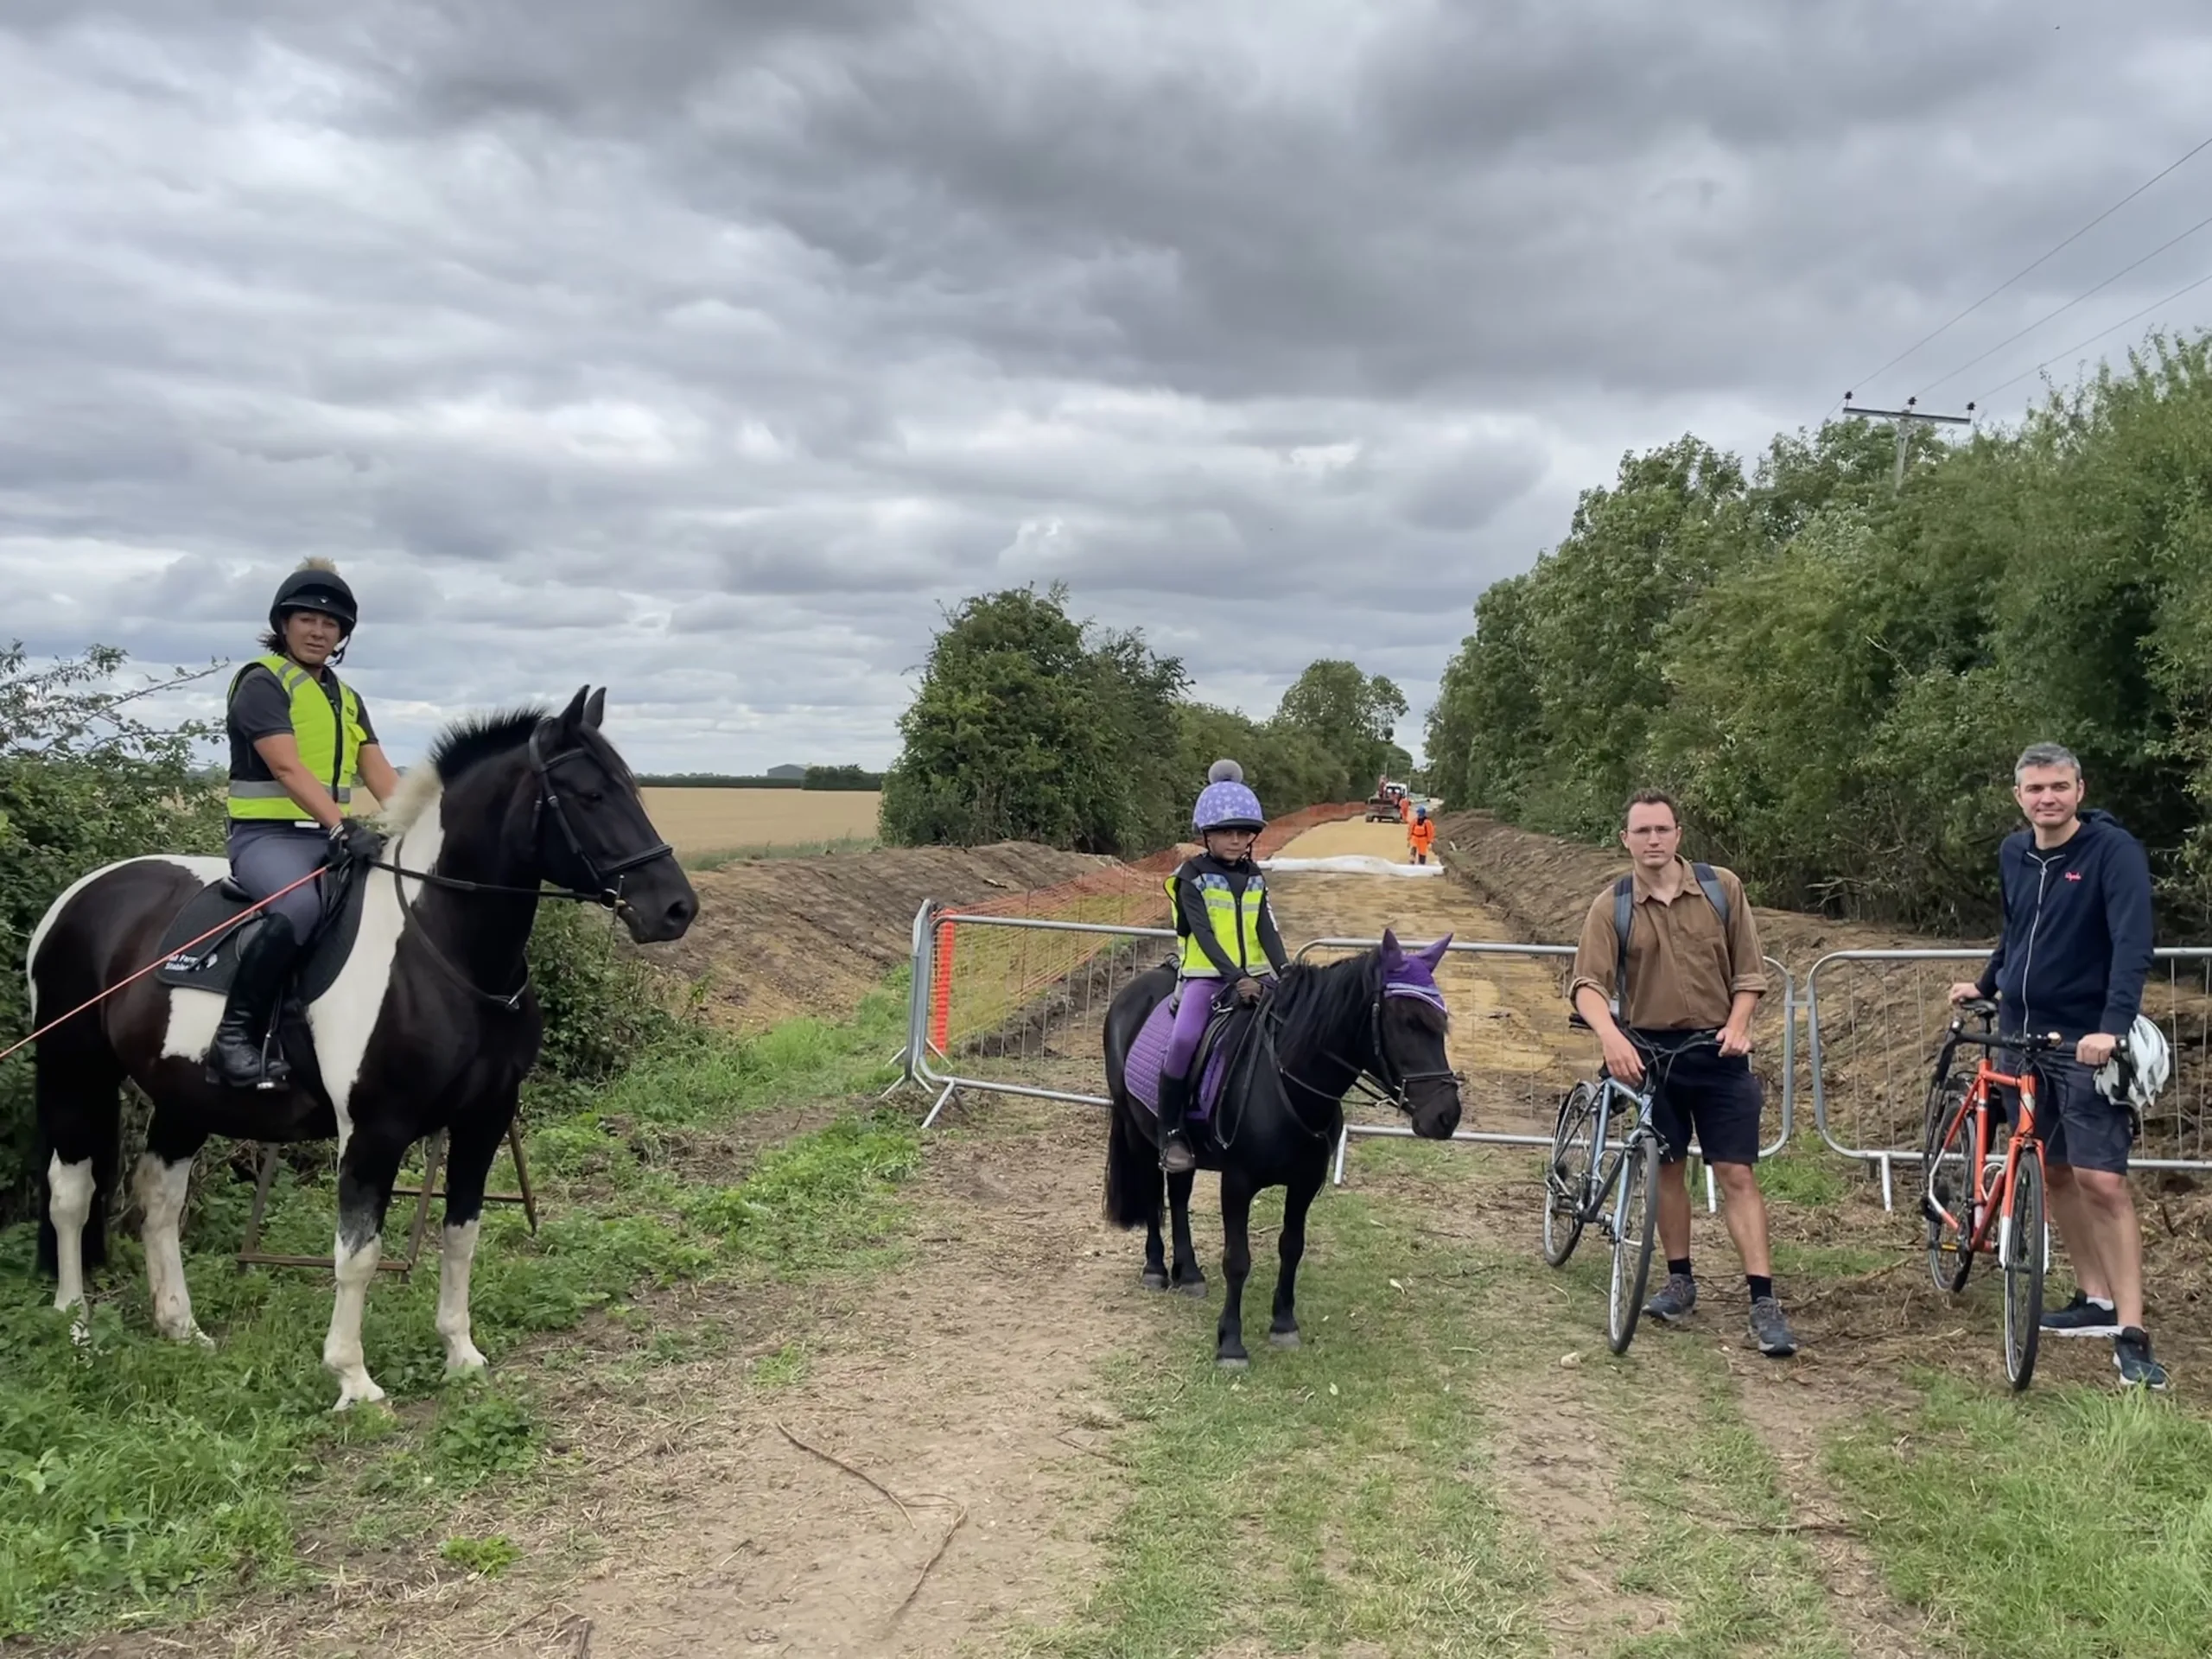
[1690,861,1729,926]
[1611,874,1634,1014]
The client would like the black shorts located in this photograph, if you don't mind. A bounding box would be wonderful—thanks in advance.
[2004,1052,2134,1176]
[1626,1034,1764,1166]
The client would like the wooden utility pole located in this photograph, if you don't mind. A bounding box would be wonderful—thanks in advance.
[1840,394,1974,492]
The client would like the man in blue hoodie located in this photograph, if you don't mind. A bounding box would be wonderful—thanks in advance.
[1948,742,2162,1388]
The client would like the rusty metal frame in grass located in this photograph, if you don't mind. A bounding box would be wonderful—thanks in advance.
[234,1121,539,1275]
[1802,946,2212,1211]
[1293,938,1798,1204]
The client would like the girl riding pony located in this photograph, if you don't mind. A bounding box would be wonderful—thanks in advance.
[1157,761,1290,1172]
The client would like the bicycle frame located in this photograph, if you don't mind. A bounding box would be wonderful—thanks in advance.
[1574,1075,1667,1231]
[1925,1051,2046,1268]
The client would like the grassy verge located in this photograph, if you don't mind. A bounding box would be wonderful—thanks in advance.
[0,980,918,1642]
[1825,1376,2212,1657]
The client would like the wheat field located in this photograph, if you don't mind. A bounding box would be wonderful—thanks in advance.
[638,788,881,859]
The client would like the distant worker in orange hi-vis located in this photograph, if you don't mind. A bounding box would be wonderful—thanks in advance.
[1408,806,1435,865]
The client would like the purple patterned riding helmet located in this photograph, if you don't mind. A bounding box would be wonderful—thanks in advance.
[1192,759,1266,833]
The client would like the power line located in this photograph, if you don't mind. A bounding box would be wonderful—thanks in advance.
[1915,207,2212,396]
[1845,129,2212,392]
[1976,266,2212,401]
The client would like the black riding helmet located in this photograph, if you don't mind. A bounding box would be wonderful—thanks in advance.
[269,561,358,637]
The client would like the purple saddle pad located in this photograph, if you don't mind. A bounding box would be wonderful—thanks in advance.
[1123,994,1238,1123]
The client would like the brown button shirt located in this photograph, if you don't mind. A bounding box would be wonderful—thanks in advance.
[1568,857,1768,1032]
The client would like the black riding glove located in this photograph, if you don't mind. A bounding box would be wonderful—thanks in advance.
[327,818,386,869]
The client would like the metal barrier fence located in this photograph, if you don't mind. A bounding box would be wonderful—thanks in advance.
[900,892,2212,1213]
[1804,946,2212,1208]
[905,902,1179,1128]
[901,902,1802,1207]
[1294,939,1796,1196]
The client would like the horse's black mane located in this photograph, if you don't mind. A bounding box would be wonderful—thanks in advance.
[427,707,550,785]
[1274,948,1447,1039]
[1274,950,1376,1030]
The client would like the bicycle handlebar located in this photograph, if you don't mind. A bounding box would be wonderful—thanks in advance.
[1943,999,2066,1053]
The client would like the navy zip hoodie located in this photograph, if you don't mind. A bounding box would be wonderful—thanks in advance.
[1974,808,2154,1041]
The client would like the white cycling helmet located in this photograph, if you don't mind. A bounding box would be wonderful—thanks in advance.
[2095,1014,2171,1111]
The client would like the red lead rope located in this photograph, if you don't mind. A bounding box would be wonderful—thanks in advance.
[0,867,327,1068]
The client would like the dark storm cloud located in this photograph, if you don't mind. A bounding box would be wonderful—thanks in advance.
[3,1,2211,771]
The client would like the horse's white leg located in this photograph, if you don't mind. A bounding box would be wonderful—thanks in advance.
[435,1219,486,1375]
[136,1152,210,1345]
[47,1154,95,1324]
[323,1230,386,1410]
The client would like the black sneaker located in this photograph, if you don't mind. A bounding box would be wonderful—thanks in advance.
[2114,1327,2170,1390]
[1749,1297,1798,1358]
[1644,1273,1696,1322]
[2042,1291,2121,1338]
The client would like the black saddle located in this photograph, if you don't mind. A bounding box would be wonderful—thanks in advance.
[153,861,372,1005]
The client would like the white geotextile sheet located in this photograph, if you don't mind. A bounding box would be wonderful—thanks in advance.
[1259,855,1446,878]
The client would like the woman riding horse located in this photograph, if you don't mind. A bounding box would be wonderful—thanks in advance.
[212,559,402,1088]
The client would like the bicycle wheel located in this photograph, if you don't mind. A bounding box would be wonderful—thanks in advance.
[1920,1077,1975,1294]
[1543,1082,1601,1268]
[1606,1134,1661,1355]
[2002,1150,2047,1392]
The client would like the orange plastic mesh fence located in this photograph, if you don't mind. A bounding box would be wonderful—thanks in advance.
[926,803,1363,1053]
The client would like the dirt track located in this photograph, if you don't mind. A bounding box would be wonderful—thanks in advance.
[86,823,2209,1657]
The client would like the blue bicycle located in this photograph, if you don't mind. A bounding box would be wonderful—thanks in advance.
[1542,1033,1715,1354]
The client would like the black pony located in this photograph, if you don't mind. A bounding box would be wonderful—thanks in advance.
[24,687,694,1408]
[1103,930,1462,1367]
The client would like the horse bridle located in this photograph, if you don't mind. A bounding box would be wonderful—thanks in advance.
[526,724,675,911]
[1264,975,1464,1135]
[365,724,677,1009]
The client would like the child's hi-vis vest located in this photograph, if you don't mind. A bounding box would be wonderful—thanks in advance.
[1167,868,1269,977]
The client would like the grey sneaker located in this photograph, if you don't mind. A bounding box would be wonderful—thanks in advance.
[1749,1297,1798,1358]
[1644,1273,1697,1322]
[2114,1327,2170,1390]
[2043,1291,2121,1338]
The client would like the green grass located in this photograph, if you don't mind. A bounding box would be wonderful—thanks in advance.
[1027,1192,1548,1658]
[686,836,880,872]
[1825,1376,2212,1657]
[1599,1355,1845,1658]
[0,981,919,1642]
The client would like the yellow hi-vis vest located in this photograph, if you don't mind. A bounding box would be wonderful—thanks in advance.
[226,653,365,821]
[1167,868,1270,977]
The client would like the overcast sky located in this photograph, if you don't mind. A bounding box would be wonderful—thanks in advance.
[4,2,2209,774]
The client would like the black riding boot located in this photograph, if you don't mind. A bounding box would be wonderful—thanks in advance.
[1157,1068,1198,1174]
[207,914,302,1089]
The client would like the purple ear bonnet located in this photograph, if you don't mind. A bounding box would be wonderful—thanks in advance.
[1380,931,1452,1012]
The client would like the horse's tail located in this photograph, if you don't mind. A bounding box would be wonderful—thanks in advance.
[1103,1099,1160,1230]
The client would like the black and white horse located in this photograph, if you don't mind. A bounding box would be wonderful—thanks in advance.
[23,687,695,1408]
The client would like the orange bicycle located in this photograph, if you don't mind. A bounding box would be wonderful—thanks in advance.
[1919,999,2065,1390]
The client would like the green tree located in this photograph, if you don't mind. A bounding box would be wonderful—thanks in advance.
[878,587,1190,855]
[1425,327,2212,928]
[0,646,229,1213]
[1274,660,1409,799]
[1176,703,1342,824]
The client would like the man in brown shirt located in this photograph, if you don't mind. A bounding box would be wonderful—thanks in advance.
[1567,789,1796,1358]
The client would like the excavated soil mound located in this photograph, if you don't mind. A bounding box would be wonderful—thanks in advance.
[1433,810,1955,960]
[639,842,1112,1030]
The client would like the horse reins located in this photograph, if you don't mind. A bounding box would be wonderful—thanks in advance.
[3,726,682,1047]
[365,725,677,1010]
[1260,973,1463,1141]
